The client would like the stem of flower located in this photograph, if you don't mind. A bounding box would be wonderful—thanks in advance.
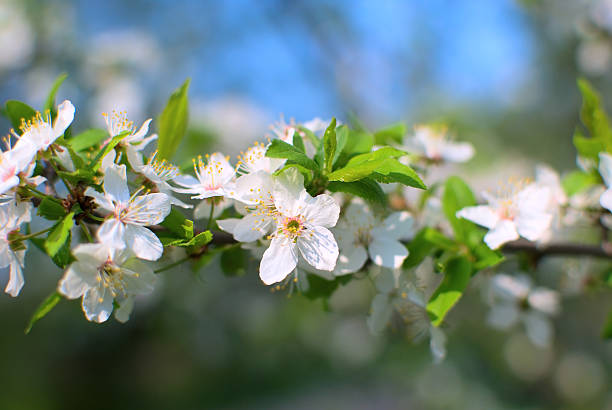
[19,226,53,241]
[207,202,215,230]
[80,223,93,243]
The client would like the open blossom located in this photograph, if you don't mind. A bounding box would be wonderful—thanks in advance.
[456,181,553,249]
[598,152,612,212]
[486,273,560,347]
[18,100,75,151]
[128,150,191,209]
[0,200,32,297]
[407,125,474,163]
[236,141,285,175]
[58,243,156,323]
[258,170,340,285]
[102,110,157,169]
[172,152,236,199]
[85,164,170,261]
[333,200,413,274]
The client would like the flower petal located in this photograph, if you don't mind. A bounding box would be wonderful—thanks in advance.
[523,311,553,348]
[301,193,340,228]
[456,205,499,230]
[334,244,368,275]
[5,251,25,297]
[97,218,126,249]
[103,164,130,204]
[114,296,135,323]
[484,220,519,249]
[58,263,96,299]
[84,187,115,213]
[486,303,520,329]
[528,288,560,315]
[601,188,612,212]
[259,236,298,285]
[233,214,273,242]
[372,211,414,240]
[429,325,447,363]
[297,226,339,271]
[82,286,113,323]
[125,224,163,261]
[441,141,474,163]
[52,100,75,137]
[366,294,392,335]
[126,193,171,225]
[368,238,408,269]
[600,152,612,187]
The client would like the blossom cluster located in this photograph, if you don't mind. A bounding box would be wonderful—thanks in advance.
[0,76,611,363]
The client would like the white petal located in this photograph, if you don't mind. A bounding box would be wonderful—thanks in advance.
[8,138,36,171]
[429,325,447,363]
[515,210,553,241]
[99,149,116,174]
[233,214,273,242]
[301,194,340,228]
[58,264,95,299]
[491,273,532,300]
[84,187,115,213]
[0,175,19,196]
[122,262,156,295]
[72,243,112,265]
[53,100,75,137]
[5,251,25,297]
[114,296,135,323]
[103,164,130,204]
[125,145,144,170]
[528,288,560,315]
[368,238,409,269]
[523,311,553,348]
[516,184,551,213]
[82,286,113,323]
[259,236,298,285]
[441,141,474,163]
[486,303,520,329]
[456,206,499,230]
[216,218,241,235]
[601,188,612,212]
[484,220,519,249]
[193,198,228,219]
[128,119,152,142]
[97,219,126,249]
[599,152,612,187]
[125,224,163,261]
[297,226,339,271]
[125,193,171,225]
[366,294,393,335]
[208,152,235,184]
[334,244,368,275]
[372,211,414,240]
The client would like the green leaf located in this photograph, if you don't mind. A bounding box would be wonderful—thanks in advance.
[323,118,337,173]
[297,126,320,149]
[426,256,472,326]
[273,163,313,185]
[332,125,349,165]
[89,130,129,171]
[301,273,351,301]
[472,242,504,270]
[158,78,190,160]
[160,209,194,240]
[57,169,97,186]
[602,305,612,339]
[374,122,406,145]
[220,246,248,276]
[573,128,607,161]
[266,139,319,171]
[327,179,387,205]
[25,291,62,334]
[370,159,426,189]
[5,100,36,132]
[423,227,458,250]
[68,128,108,152]
[37,197,66,220]
[163,230,212,248]
[442,176,477,242]
[292,131,306,153]
[562,169,600,196]
[44,212,75,258]
[343,130,374,156]
[346,146,407,167]
[44,73,68,115]
[403,228,437,269]
[577,78,612,144]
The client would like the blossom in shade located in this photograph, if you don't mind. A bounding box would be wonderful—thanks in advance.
[85,164,170,261]
[486,273,560,347]
[456,181,553,249]
[58,243,156,323]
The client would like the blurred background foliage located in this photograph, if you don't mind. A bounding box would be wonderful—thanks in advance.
[1,0,612,409]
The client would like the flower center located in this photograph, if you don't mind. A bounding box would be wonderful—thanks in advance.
[102,110,134,137]
[96,259,134,300]
[281,216,304,240]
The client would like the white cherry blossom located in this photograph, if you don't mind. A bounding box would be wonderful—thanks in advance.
[456,181,553,249]
[0,137,37,195]
[236,141,285,175]
[258,170,340,285]
[333,200,413,274]
[0,200,31,297]
[172,152,235,199]
[18,100,75,151]
[102,110,157,169]
[407,125,474,163]
[85,164,170,261]
[58,243,156,323]
[486,273,560,348]
[598,152,612,212]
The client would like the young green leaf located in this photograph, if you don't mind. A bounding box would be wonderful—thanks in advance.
[44,212,75,258]
[5,100,37,131]
[266,139,319,171]
[158,78,190,160]
[562,169,600,196]
[442,176,477,242]
[577,78,612,144]
[327,179,387,205]
[25,291,62,334]
[374,122,406,145]
[323,118,337,173]
[44,73,68,116]
[292,131,306,153]
[37,197,66,220]
[426,256,472,326]
[370,159,426,189]
[89,131,129,171]
[160,208,194,240]
[68,128,108,152]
